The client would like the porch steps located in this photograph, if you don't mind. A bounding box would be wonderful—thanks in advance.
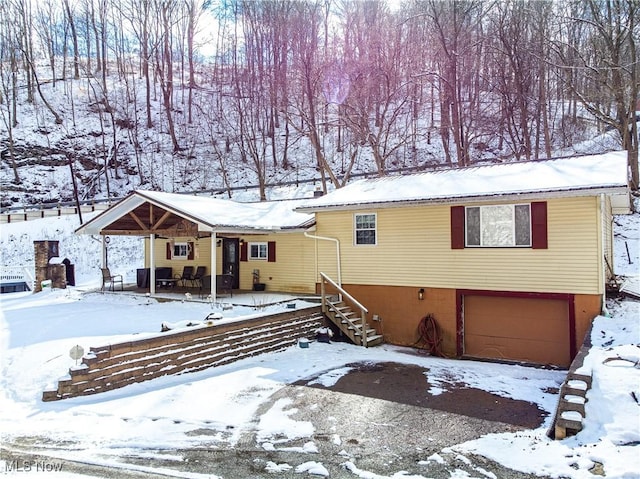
[42,307,323,401]
[324,300,383,347]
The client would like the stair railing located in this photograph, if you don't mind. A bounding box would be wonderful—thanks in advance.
[320,272,370,347]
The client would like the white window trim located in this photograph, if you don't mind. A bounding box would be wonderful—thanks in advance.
[249,242,268,260]
[354,213,377,246]
[173,242,189,259]
[465,204,532,248]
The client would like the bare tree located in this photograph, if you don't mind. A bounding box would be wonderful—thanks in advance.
[62,0,80,80]
[555,0,638,188]
[420,0,486,167]
[0,0,22,184]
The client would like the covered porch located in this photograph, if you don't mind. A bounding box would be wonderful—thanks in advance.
[75,190,316,303]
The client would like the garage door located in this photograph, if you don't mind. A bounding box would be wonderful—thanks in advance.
[464,295,570,367]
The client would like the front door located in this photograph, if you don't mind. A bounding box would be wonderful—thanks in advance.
[222,238,240,289]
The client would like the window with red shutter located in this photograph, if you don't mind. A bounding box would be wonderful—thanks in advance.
[451,202,547,249]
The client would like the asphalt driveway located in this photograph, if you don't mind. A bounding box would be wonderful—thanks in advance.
[1,360,554,478]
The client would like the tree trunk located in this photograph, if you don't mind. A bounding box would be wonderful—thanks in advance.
[63,0,80,80]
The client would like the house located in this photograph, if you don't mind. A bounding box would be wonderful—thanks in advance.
[75,191,317,300]
[295,151,631,367]
[76,150,632,368]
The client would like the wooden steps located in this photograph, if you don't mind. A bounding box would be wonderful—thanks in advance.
[318,273,383,348]
[324,300,383,347]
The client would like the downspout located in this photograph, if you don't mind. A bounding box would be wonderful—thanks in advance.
[304,231,341,288]
[600,194,608,316]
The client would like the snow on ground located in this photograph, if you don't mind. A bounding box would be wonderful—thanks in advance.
[0,200,639,478]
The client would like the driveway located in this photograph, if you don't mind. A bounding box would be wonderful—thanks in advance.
[1,360,554,478]
[171,360,554,478]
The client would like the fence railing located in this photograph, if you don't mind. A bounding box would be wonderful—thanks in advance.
[0,203,112,224]
[0,266,34,290]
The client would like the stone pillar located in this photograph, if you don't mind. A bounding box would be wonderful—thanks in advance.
[34,241,65,292]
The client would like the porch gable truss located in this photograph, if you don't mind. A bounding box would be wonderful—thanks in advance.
[100,203,198,237]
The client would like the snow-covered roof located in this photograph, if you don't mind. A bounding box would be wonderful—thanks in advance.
[76,190,315,235]
[297,151,630,212]
[138,190,315,229]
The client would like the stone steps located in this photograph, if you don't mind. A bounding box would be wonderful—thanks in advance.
[549,322,594,440]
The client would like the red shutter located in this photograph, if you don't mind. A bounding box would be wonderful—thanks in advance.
[268,241,276,262]
[187,241,195,260]
[166,242,172,259]
[451,206,465,249]
[531,201,548,249]
[240,242,247,261]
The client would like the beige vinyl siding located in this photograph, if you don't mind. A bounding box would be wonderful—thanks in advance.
[147,233,316,293]
[238,232,316,293]
[314,196,603,295]
[146,236,216,275]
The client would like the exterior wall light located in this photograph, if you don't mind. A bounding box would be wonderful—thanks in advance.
[418,288,425,300]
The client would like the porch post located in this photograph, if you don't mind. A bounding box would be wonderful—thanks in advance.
[150,233,156,295]
[210,231,217,303]
[101,236,107,267]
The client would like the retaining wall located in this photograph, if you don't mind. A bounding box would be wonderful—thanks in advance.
[43,306,323,401]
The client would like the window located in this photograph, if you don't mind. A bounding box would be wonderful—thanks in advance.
[249,242,268,260]
[465,204,531,247]
[354,213,376,245]
[451,202,547,249]
[166,241,195,260]
[240,241,276,262]
[173,242,189,259]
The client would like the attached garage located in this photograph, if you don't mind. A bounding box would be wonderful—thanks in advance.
[458,291,575,368]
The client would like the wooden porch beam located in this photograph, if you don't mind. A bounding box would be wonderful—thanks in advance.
[101,229,152,236]
[151,211,173,231]
[128,211,147,230]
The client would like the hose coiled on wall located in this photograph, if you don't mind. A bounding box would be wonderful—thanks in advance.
[416,314,445,358]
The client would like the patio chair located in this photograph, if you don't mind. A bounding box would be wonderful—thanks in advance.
[216,274,234,297]
[101,267,123,292]
[191,266,206,288]
[175,266,194,287]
